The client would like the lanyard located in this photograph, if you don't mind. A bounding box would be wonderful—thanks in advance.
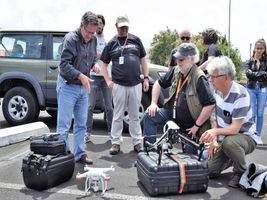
[117,34,128,56]
[173,76,188,118]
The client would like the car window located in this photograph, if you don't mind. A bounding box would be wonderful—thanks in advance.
[0,34,46,59]
[52,35,64,60]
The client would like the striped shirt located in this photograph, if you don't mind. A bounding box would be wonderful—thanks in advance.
[215,81,261,144]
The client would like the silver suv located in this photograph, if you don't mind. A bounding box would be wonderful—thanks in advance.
[0,30,168,126]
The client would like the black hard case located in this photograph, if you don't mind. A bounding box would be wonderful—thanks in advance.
[30,134,66,155]
[22,153,75,191]
[136,151,209,196]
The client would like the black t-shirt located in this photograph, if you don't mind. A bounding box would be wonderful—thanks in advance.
[158,67,216,131]
[198,43,222,73]
[101,33,146,86]
[168,48,178,67]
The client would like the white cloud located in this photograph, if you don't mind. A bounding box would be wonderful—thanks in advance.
[1,0,266,61]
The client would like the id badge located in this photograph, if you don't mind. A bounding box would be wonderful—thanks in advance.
[173,108,176,119]
[119,56,124,65]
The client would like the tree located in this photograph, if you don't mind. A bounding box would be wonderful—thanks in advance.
[149,28,243,81]
[149,27,179,67]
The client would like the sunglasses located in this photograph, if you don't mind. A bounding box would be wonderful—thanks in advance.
[180,36,191,41]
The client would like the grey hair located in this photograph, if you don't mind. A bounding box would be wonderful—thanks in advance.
[81,11,98,26]
[206,56,236,80]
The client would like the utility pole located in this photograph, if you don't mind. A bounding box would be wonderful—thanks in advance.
[250,43,252,58]
[228,0,231,57]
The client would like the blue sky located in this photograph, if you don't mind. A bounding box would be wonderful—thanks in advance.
[1,0,266,61]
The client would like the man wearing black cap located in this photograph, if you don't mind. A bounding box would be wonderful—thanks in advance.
[101,15,149,155]
[143,43,215,148]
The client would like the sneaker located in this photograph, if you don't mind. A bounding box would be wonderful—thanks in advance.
[228,173,242,188]
[84,135,91,143]
[134,143,143,153]
[76,154,93,165]
[109,144,120,155]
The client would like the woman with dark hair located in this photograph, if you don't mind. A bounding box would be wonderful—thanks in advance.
[246,38,267,137]
[198,28,222,74]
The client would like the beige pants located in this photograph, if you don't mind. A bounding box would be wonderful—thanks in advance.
[110,83,142,145]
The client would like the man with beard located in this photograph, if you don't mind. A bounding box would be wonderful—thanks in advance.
[143,43,215,150]
[85,14,113,143]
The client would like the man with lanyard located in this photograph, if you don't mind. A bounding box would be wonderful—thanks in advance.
[101,15,149,155]
[57,11,100,165]
[85,14,113,143]
[143,43,215,150]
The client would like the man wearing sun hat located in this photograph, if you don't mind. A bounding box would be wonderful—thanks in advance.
[101,15,149,155]
[143,43,215,151]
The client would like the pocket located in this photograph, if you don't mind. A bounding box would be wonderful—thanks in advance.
[221,109,232,124]
[260,87,267,93]
[112,83,118,98]
[56,75,65,92]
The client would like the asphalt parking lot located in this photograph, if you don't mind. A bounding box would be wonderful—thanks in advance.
[0,110,267,199]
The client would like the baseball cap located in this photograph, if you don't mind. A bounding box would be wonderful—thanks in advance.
[173,43,197,59]
[116,15,130,27]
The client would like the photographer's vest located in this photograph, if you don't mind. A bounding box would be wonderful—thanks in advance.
[164,65,211,137]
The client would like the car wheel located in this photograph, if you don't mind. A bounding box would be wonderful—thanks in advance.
[2,87,40,125]
[123,92,151,132]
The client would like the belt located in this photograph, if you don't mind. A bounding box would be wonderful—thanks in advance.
[66,81,82,85]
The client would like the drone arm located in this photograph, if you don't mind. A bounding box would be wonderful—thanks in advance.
[85,176,91,194]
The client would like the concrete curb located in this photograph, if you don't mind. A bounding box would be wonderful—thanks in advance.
[0,121,50,147]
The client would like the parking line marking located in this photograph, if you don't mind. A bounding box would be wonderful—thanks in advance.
[0,182,169,200]
[8,150,30,160]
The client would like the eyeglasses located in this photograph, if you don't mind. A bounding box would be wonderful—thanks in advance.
[256,47,264,51]
[208,74,226,79]
[180,36,191,41]
[82,25,95,35]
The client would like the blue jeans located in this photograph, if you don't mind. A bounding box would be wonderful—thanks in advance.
[56,75,89,161]
[143,108,172,144]
[143,107,198,155]
[247,83,267,136]
[87,76,113,133]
